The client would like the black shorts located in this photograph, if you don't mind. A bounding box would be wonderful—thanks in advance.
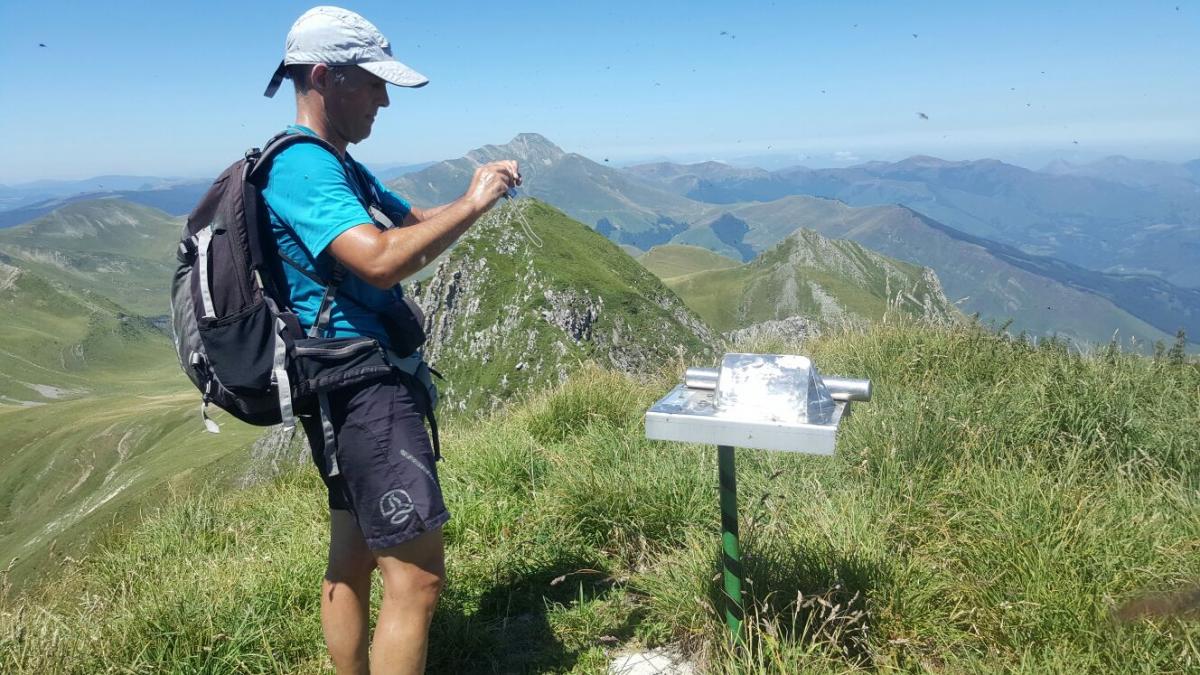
[300,371,449,550]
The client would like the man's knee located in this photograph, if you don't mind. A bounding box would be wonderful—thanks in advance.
[375,529,445,607]
[383,565,443,606]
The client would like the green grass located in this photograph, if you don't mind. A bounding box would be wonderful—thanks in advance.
[637,244,741,281]
[0,258,266,590]
[0,358,265,592]
[2,320,1197,673]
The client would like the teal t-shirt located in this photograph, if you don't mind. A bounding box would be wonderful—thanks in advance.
[262,125,413,347]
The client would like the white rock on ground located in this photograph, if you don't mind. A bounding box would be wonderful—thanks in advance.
[608,647,695,675]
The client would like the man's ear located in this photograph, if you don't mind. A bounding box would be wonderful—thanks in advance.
[309,63,332,93]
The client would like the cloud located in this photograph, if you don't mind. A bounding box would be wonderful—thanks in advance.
[833,151,861,163]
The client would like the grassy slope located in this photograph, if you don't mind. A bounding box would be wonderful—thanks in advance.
[0,257,165,402]
[0,370,262,590]
[637,244,740,281]
[3,320,1196,673]
[0,257,261,590]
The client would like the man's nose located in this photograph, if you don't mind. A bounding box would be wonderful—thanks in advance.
[378,88,390,108]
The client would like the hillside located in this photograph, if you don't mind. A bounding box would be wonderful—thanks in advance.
[0,199,181,316]
[0,218,271,591]
[0,255,263,588]
[0,255,166,404]
[661,229,956,332]
[409,199,717,412]
[672,196,1194,350]
[3,320,1196,672]
[637,244,740,280]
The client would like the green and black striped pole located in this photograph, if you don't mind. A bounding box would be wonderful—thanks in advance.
[718,444,744,641]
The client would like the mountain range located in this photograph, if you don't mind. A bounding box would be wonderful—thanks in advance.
[390,134,1197,351]
[2,133,1195,590]
[628,155,1200,289]
[0,183,208,230]
[388,133,710,250]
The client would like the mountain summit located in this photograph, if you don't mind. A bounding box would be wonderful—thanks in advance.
[466,132,566,166]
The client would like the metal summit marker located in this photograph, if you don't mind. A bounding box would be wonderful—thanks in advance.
[644,353,872,640]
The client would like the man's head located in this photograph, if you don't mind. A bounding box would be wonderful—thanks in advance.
[286,63,390,145]
[264,6,427,145]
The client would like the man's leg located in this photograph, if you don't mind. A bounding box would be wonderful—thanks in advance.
[369,528,446,675]
[323,509,377,675]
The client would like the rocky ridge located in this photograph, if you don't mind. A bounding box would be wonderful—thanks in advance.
[408,199,717,412]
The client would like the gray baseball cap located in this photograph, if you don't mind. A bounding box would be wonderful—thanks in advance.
[264,6,428,98]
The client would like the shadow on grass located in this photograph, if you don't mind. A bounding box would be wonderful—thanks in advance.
[428,551,641,673]
[709,538,890,667]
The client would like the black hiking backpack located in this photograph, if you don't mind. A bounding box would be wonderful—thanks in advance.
[169,132,405,464]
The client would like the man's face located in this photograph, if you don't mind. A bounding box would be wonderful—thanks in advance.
[321,66,390,145]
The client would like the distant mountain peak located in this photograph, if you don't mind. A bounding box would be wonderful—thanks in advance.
[510,132,560,149]
[467,133,566,165]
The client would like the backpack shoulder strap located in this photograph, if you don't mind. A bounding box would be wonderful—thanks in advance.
[248,132,342,183]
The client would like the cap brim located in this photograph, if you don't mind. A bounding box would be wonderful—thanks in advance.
[263,60,287,98]
[359,59,428,88]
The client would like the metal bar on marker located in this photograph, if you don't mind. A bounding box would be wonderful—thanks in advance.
[718,444,744,642]
[822,376,872,402]
[685,367,719,390]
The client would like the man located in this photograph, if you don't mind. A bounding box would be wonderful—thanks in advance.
[260,7,519,674]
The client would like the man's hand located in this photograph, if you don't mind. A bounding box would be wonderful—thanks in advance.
[464,160,521,212]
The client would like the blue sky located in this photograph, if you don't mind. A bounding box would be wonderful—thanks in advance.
[1,1,1197,182]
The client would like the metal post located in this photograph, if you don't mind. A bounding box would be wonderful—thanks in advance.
[717,444,744,641]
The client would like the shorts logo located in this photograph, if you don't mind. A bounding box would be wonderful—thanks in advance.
[379,489,415,526]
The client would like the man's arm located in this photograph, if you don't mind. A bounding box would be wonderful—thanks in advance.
[330,160,518,288]
[402,202,453,226]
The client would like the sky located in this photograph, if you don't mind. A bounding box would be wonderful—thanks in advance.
[0,1,1197,182]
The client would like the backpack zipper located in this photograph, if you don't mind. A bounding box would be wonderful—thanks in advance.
[294,341,379,357]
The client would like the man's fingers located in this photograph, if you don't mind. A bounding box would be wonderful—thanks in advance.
[484,161,520,186]
[489,162,519,186]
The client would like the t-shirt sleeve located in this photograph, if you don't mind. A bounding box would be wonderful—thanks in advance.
[364,167,413,225]
[262,144,373,257]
